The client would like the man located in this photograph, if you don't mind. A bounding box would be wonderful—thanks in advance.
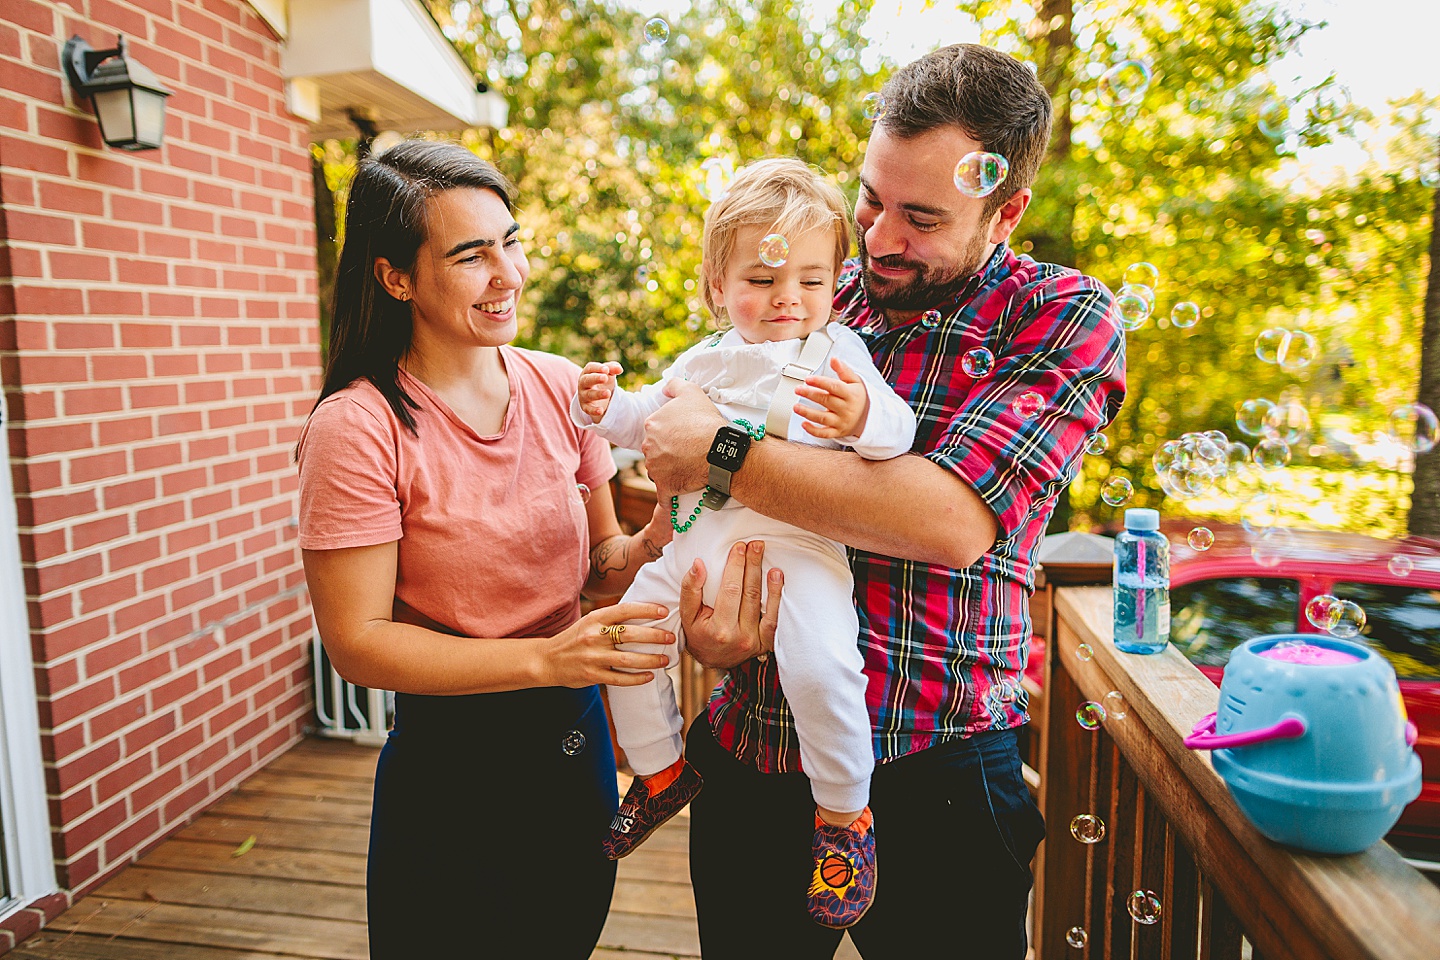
[642,43,1127,958]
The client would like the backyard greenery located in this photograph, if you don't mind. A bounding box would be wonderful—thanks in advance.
[316,0,1437,538]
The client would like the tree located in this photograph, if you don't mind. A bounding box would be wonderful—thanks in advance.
[1409,139,1440,535]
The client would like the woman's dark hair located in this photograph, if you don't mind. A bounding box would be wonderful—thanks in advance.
[316,140,517,434]
[879,44,1053,219]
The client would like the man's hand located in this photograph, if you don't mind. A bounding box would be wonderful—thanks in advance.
[794,356,870,439]
[578,361,622,421]
[679,540,782,670]
[642,378,728,495]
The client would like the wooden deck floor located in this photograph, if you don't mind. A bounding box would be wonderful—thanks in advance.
[10,736,861,960]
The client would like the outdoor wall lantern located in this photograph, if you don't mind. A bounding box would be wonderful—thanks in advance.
[63,35,172,151]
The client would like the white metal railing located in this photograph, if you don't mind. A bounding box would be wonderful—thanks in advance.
[311,625,391,746]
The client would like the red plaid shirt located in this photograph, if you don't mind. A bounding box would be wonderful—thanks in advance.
[708,245,1127,770]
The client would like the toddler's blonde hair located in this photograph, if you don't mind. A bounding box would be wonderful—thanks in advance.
[700,157,853,320]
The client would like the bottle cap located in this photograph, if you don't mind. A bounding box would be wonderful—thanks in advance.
[1124,507,1160,532]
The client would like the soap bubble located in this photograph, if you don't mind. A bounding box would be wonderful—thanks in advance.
[1076,642,1094,662]
[1388,555,1414,578]
[1327,599,1367,638]
[1226,440,1252,470]
[1187,526,1215,551]
[1066,926,1089,949]
[1103,690,1127,720]
[1264,398,1311,446]
[1306,593,1340,630]
[954,151,1009,198]
[643,17,670,43]
[1240,493,1279,533]
[1115,286,1153,330]
[758,233,790,267]
[1277,330,1318,372]
[1098,60,1152,106]
[861,92,886,121]
[1123,262,1160,289]
[1170,301,1200,329]
[1236,398,1275,437]
[700,157,734,202]
[561,729,587,756]
[1012,391,1044,420]
[1085,433,1111,456]
[1255,328,1288,364]
[1128,890,1162,925]
[1069,813,1106,844]
[920,309,942,328]
[1253,437,1292,470]
[1101,476,1134,506]
[1422,161,1440,188]
[1250,525,1293,568]
[575,482,591,504]
[961,347,995,378]
[1258,96,1291,140]
[1389,403,1438,454]
[1076,701,1106,729]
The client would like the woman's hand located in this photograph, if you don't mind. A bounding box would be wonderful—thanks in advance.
[538,602,674,688]
[680,540,783,670]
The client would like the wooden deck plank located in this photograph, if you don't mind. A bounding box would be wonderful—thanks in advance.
[174,815,370,856]
[11,932,306,959]
[206,791,372,827]
[232,770,374,805]
[43,900,367,960]
[136,839,367,886]
[95,866,367,923]
[263,744,380,783]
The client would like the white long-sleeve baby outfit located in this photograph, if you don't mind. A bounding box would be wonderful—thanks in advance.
[571,322,916,812]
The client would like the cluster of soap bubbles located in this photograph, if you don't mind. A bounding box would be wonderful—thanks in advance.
[1230,395,1313,472]
[758,233,789,268]
[1254,327,1319,372]
[1098,60,1152,106]
[954,151,1009,198]
[1152,430,1234,500]
[1305,593,1368,638]
[1112,262,1202,334]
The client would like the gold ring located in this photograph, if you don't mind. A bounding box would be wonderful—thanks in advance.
[602,623,626,646]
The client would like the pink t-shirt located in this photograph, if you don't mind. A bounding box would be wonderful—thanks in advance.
[297,347,617,640]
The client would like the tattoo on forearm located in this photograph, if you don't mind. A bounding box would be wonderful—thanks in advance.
[642,536,663,561]
[591,536,629,580]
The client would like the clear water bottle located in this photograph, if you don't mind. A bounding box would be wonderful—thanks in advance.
[1113,507,1170,654]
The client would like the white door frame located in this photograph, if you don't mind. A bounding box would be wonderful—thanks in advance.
[0,388,58,914]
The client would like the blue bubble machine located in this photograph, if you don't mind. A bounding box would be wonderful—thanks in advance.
[1183,633,1421,855]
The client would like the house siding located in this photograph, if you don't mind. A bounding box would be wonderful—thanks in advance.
[0,0,321,917]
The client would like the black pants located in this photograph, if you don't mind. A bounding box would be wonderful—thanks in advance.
[366,688,619,958]
[688,718,1044,959]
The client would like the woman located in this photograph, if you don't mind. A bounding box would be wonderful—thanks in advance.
[297,140,677,957]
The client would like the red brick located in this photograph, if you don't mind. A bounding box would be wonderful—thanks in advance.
[54,322,115,349]
[155,671,201,714]
[184,379,226,404]
[132,442,184,471]
[82,221,142,254]
[156,724,205,766]
[148,293,197,318]
[21,422,94,456]
[154,353,200,377]
[33,552,103,594]
[47,251,110,281]
[68,448,128,482]
[62,797,127,852]
[70,515,129,552]
[152,21,203,61]
[44,675,117,726]
[60,850,101,893]
[167,142,214,175]
[141,557,190,592]
[128,764,183,812]
[136,501,185,533]
[93,353,147,380]
[162,778,212,824]
[88,0,150,38]
[157,410,203,435]
[199,297,241,319]
[139,167,188,199]
[36,106,102,147]
[142,230,191,258]
[97,416,154,447]
[39,181,105,216]
[114,595,167,635]
[18,488,94,527]
[88,289,146,316]
[119,323,174,348]
[107,536,162,571]
[129,383,181,409]
[110,193,165,225]
[81,632,142,677]
[102,811,162,864]
[102,477,156,510]
[6,0,54,33]
[6,210,76,245]
[75,152,135,190]
[89,697,150,748]
[116,257,169,285]
[174,264,218,288]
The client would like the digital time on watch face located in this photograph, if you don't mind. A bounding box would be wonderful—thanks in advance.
[709,427,748,467]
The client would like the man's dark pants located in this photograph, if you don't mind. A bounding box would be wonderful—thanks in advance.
[688,718,1045,959]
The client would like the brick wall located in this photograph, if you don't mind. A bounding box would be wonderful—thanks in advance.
[0,0,320,901]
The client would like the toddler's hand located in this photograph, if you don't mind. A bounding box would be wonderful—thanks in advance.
[579,361,623,421]
[794,357,870,440]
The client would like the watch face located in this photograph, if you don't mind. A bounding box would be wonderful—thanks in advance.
[707,426,750,469]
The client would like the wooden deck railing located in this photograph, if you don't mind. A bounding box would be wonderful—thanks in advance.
[1035,585,1440,960]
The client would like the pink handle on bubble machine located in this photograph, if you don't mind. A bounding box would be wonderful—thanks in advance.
[1183,711,1307,750]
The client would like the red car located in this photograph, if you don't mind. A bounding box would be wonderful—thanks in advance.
[1029,526,1440,868]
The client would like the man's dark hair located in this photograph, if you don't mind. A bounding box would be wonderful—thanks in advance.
[317,140,516,434]
[879,44,1054,217]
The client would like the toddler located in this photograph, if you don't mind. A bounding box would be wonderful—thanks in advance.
[571,157,916,928]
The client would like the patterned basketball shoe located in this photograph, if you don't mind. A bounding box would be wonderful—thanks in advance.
[806,807,876,929]
[602,760,703,860]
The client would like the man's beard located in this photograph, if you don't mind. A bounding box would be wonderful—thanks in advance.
[858,228,991,318]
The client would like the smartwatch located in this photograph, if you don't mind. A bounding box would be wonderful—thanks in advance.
[702,424,753,510]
